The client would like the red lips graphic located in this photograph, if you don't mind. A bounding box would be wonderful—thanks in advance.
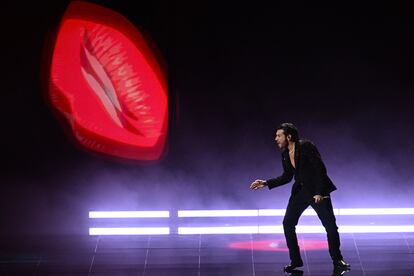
[48,1,168,160]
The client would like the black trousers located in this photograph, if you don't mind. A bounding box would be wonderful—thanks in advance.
[283,185,343,262]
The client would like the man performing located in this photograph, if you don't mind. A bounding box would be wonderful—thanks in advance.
[250,123,351,273]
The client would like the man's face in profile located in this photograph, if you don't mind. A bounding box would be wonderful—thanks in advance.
[275,129,288,150]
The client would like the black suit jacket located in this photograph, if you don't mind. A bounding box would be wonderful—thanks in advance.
[266,139,337,196]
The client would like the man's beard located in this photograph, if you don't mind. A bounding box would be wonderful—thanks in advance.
[279,141,288,150]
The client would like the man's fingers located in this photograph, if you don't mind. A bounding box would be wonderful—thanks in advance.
[250,181,259,188]
[250,180,265,190]
[251,183,263,190]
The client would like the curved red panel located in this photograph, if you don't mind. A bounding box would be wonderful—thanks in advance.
[49,1,168,160]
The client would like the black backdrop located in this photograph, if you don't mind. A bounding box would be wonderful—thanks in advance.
[1,1,413,236]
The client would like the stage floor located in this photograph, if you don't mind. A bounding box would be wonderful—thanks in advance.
[1,232,413,275]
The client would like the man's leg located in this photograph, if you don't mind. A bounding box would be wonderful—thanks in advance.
[283,189,310,263]
[311,197,343,261]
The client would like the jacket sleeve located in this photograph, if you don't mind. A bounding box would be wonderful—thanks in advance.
[266,154,294,190]
[303,141,327,195]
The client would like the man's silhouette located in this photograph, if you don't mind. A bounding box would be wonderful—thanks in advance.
[250,123,351,273]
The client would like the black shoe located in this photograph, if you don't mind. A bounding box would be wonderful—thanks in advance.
[332,259,351,269]
[332,266,351,276]
[286,270,304,276]
[283,260,304,272]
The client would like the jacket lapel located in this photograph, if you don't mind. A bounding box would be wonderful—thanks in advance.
[294,141,301,172]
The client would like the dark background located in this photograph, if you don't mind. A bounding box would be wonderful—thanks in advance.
[1,1,413,236]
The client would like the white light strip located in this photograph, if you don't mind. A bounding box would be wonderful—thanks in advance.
[338,225,414,233]
[89,227,170,235]
[258,209,340,216]
[258,209,286,216]
[88,208,414,219]
[178,225,414,234]
[260,208,414,216]
[178,208,414,217]
[337,208,414,215]
[89,211,169,218]
[178,226,259,234]
[178,210,258,217]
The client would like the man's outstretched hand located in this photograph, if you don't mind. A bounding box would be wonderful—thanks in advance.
[250,179,267,190]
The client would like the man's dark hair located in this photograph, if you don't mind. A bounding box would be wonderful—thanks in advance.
[277,123,299,142]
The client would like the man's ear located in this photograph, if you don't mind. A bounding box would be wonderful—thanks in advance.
[287,134,292,141]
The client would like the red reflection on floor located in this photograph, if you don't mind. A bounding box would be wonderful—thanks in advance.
[228,239,328,251]
[48,1,168,160]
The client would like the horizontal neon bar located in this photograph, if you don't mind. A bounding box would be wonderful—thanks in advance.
[260,208,414,216]
[176,208,414,217]
[178,226,259,234]
[337,208,414,215]
[89,227,170,235]
[178,225,414,234]
[89,211,170,218]
[258,209,336,216]
[178,210,258,217]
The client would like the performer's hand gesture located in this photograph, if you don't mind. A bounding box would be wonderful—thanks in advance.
[250,179,267,190]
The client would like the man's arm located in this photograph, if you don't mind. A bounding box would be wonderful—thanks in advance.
[303,141,327,195]
[265,155,294,190]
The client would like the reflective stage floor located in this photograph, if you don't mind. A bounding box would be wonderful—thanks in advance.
[1,232,413,275]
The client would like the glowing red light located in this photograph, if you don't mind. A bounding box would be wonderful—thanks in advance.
[228,239,328,251]
[48,1,168,160]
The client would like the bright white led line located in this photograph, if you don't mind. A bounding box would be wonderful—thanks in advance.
[176,208,414,217]
[260,225,414,233]
[337,208,414,215]
[88,208,414,218]
[259,208,414,216]
[178,225,414,234]
[260,208,414,216]
[89,225,414,235]
[258,209,340,216]
[178,226,259,234]
[89,211,169,218]
[338,225,414,233]
[89,227,170,235]
[178,210,258,217]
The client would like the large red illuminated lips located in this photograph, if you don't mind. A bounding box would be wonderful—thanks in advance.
[48,1,168,160]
